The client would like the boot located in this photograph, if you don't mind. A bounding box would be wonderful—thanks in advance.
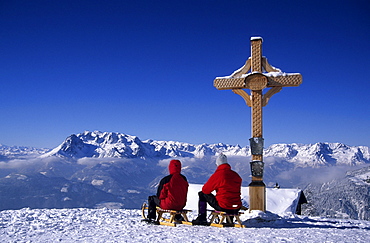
[141,207,158,224]
[142,206,158,225]
[192,200,208,225]
[192,213,208,225]
[141,218,159,225]
[147,208,156,220]
[147,196,157,220]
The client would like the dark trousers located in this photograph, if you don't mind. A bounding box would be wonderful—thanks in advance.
[198,191,240,215]
[147,195,160,219]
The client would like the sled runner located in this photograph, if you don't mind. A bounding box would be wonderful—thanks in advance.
[141,202,193,227]
[208,210,245,228]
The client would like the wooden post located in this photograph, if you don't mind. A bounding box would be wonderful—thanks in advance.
[249,38,266,211]
[213,37,302,212]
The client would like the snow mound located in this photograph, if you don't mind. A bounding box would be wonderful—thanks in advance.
[186,184,303,216]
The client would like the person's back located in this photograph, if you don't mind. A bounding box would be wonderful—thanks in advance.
[202,163,242,210]
[157,160,188,210]
[144,159,189,224]
[192,153,242,225]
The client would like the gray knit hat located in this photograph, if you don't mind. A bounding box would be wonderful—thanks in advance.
[216,153,228,166]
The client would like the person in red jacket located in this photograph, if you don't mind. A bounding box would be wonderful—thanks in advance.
[192,153,242,225]
[143,159,188,224]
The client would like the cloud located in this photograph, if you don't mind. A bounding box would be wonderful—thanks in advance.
[0,157,49,169]
[275,165,365,188]
[77,157,110,166]
[76,157,139,166]
[158,157,202,168]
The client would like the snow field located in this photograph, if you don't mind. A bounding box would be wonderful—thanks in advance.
[1,208,369,242]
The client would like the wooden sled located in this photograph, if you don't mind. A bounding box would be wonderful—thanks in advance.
[141,202,192,227]
[208,210,245,228]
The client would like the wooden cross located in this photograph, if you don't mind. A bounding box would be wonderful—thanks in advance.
[213,37,302,211]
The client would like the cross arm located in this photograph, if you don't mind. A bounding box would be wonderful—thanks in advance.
[266,73,302,87]
[214,72,302,90]
[214,77,245,90]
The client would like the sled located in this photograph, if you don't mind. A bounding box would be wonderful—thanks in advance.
[208,210,245,228]
[141,202,193,227]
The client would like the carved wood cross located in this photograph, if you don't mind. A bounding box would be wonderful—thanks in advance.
[213,37,302,211]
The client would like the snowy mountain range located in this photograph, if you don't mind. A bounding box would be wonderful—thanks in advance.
[39,131,369,167]
[0,144,49,160]
[0,131,369,220]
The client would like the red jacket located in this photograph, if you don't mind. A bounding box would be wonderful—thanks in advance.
[157,160,188,210]
[202,163,242,210]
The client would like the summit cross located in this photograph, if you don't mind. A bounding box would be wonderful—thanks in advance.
[213,37,302,211]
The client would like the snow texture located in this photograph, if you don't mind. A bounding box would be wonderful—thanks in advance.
[251,36,263,41]
[2,183,365,242]
[0,207,369,242]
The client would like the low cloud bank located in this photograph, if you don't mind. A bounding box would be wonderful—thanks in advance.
[1,154,368,190]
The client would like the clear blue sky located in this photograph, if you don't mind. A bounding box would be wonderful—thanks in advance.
[1,0,369,148]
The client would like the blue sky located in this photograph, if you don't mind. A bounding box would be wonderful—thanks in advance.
[0,0,369,148]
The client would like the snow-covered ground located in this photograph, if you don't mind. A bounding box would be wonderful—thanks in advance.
[1,184,369,242]
[1,207,369,242]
